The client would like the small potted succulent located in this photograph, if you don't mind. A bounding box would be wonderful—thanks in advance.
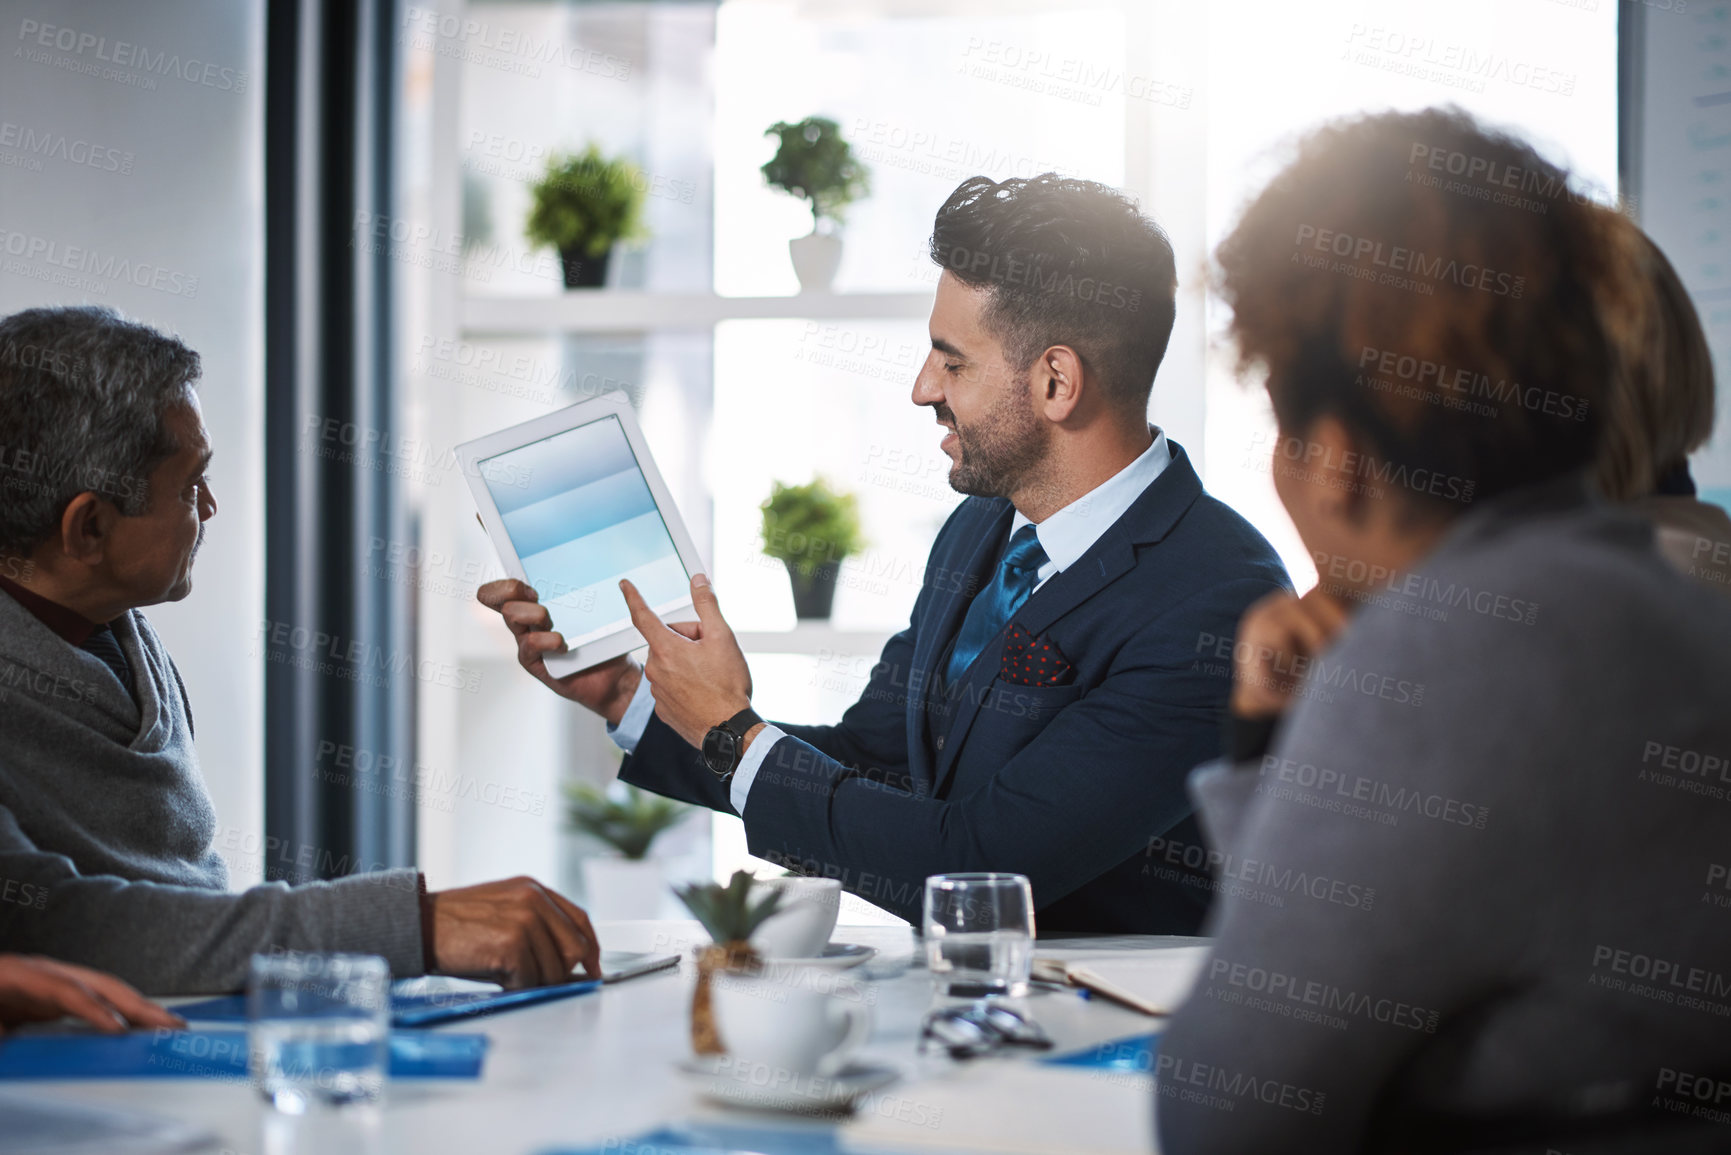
[565,782,691,920]
[525,144,650,289]
[761,116,871,292]
[675,871,785,1055]
[760,478,864,621]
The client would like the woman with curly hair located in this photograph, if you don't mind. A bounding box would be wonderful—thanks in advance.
[1156,108,1731,1155]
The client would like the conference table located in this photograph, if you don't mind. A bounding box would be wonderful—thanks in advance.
[20,921,1204,1155]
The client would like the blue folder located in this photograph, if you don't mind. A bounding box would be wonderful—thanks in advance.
[542,1123,846,1155]
[0,1028,488,1080]
[175,977,602,1028]
[1042,1032,1159,1073]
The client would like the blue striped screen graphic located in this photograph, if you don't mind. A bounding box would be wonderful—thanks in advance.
[480,415,689,647]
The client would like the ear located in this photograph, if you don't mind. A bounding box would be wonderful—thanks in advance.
[1305,416,1376,526]
[1032,344,1085,422]
[57,492,114,566]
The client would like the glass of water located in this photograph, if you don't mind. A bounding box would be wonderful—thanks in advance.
[248,952,390,1112]
[923,873,1035,997]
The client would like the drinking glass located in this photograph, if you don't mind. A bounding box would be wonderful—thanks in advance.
[247,952,390,1112]
[922,873,1035,997]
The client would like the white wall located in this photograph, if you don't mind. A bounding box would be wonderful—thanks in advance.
[0,0,266,881]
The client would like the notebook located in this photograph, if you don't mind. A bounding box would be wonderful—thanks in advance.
[1031,945,1209,1016]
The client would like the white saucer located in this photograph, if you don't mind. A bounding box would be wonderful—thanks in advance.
[678,1055,900,1114]
[758,943,877,971]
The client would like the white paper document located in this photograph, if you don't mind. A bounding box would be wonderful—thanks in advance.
[841,1064,1156,1155]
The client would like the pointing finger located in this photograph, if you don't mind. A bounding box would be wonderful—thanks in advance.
[620,579,668,647]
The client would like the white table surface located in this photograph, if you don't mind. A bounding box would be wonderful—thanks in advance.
[18,921,1201,1155]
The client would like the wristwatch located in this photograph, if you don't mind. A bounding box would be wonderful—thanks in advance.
[702,706,764,779]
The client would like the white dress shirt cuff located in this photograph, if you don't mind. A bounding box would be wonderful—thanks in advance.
[605,674,657,754]
[728,725,787,815]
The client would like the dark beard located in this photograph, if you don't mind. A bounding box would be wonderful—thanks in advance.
[940,388,1048,498]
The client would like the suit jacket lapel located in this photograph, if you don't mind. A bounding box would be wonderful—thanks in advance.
[1017,441,1205,635]
[908,501,1014,796]
[927,441,1208,798]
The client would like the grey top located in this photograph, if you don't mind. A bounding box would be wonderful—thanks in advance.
[1156,482,1731,1154]
[1634,493,1731,599]
[0,589,424,994]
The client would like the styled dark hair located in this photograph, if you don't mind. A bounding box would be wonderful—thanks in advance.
[929,173,1178,415]
[1216,107,1633,517]
[0,305,201,556]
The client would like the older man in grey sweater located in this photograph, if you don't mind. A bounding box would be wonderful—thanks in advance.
[0,305,599,994]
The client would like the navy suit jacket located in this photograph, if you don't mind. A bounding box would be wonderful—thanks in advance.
[621,441,1290,934]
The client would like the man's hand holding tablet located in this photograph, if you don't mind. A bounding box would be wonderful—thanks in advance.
[457,395,710,679]
[476,578,645,726]
[466,397,766,794]
[477,572,764,754]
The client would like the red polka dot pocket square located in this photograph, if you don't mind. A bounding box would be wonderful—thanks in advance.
[1000,623,1076,687]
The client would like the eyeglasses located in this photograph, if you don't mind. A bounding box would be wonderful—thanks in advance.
[919,1002,1053,1059]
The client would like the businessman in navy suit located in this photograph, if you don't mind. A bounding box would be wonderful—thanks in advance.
[480,174,1289,934]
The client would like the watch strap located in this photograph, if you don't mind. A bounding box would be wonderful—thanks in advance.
[721,706,763,739]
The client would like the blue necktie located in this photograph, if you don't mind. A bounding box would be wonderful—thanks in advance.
[945,524,1048,684]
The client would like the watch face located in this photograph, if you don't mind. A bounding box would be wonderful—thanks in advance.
[703,726,738,776]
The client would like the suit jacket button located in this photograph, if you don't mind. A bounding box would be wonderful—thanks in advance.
[935,735,946,752]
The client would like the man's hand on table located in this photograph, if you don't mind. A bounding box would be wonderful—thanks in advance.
[0,954,185,1035]
[621,574,763,751]
[428,877,602,988]
[476,578,642,726]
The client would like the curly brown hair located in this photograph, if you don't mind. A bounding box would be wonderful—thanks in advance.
[1216,107,1638,517]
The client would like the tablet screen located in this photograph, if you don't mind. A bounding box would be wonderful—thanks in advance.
[478,415,691,648]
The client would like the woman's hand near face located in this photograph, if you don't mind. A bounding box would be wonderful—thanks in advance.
[1229,587,1353,718]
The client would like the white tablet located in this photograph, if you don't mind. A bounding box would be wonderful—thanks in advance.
[456,393,704,676]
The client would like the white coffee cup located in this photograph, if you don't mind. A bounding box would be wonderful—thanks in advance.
[749,877,841,959]
[711,967,872,1078]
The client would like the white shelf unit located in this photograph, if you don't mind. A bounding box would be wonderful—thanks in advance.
[735,626,894,657]
[462,289,935,335]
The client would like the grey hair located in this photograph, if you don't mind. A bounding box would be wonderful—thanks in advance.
[0,305,201,557]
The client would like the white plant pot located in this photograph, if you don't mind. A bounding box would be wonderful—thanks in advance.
[580,856,667,921]
[789,230,843,292]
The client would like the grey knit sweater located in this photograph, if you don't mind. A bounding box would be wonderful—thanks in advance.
[0,589,424,994]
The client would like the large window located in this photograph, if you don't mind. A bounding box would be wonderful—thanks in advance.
[1198,0,1619,588]
[400,0,1619,918]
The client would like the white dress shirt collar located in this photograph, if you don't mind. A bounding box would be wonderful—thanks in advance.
[1011,427,1171,584]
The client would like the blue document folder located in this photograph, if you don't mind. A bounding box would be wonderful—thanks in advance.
[0,1029,488,1080]
[174,977,602,1028]
[1043,1032,1159,1073]
[542,1123,846,1155]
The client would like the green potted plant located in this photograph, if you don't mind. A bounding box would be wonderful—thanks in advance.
[565,782,690,920]
[674,871,785,1054]
[761,116,871,292]
[760,478,864,620]
[525,144,650,289]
